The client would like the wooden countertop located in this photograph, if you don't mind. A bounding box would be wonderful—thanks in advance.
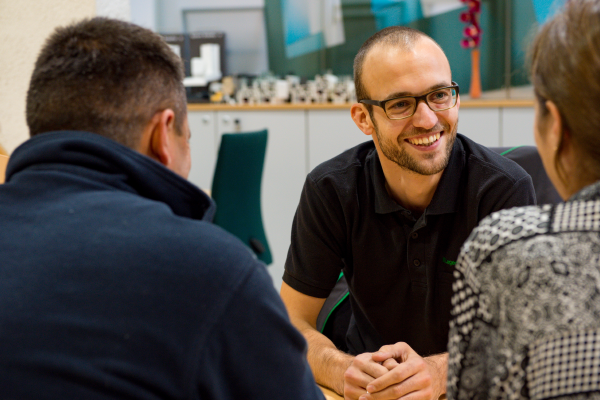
[0,155,8,184]
[319,385,343,400]
[188,98,534,112]
[318,384,447,399]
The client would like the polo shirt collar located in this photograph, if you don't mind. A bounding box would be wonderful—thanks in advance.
[369,136,465,216]
[426,137,464,215]
[369,149,406,214]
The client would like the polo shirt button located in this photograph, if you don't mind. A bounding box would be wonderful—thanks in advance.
[411,232,418,239]
[413,259,421,267]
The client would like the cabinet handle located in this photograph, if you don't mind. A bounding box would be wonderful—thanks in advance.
[201,116,211,124]
[222,115,231,124]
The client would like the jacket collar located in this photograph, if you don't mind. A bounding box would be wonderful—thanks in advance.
[7,131,215,221]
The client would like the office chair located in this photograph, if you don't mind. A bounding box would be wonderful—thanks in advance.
[491,145,562,205]
[211,129,272,264]
[317,145,562,350]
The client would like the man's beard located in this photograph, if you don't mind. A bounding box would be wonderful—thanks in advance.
[374,119,457,176]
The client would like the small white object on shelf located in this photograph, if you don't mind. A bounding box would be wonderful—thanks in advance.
[183,43,222,88]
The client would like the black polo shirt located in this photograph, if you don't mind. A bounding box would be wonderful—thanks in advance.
[283,134,536,356]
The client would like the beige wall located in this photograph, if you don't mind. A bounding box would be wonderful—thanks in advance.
[0,1,96,153]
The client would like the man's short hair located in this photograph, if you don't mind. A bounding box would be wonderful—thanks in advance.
[353,26,438,103]
[26,17,186,149]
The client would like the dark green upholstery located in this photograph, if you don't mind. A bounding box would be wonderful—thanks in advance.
[211,130,272,264]
[492,146,562,205]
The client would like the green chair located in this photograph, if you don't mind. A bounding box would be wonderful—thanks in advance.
[210,129,272,264]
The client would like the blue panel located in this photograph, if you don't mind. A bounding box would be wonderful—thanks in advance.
[371,0,423,29]
[282,0,311,45]
[532,0,566,23]
[285,32,324,58]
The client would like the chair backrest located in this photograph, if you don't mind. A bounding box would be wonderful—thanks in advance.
[316,144,562,346]
[211,129,272,264]
[490,146,562,205]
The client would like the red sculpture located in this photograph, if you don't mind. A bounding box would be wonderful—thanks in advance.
[459,0,482,98]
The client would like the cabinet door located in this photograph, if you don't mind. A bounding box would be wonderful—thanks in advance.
[458,108,501,147]
[308,109,371,171]
[187,111,217,192]
[216,110,307,290]
[501,107,535,147]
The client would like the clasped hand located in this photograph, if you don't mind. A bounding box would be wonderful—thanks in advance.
[343,342,442,400]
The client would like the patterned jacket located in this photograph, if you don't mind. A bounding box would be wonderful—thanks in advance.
[448,181,600,400]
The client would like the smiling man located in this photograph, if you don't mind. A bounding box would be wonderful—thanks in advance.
[281,27,536,400]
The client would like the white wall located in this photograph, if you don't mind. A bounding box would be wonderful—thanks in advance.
[0,1,96,153]
[420,0,463,17]
[131,0,157,31]
[96,0,131,20]
[0,0,130,154]
[147,0,269,75]
[155,0,264,33]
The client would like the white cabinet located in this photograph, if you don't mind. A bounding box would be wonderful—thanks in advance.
[455,106,536,148]
[187,111,217,192]
[215,110,307,291]
[187,104,536,290]
[457,108,501,147]
[501,107,536,147]
[307,110,372,171]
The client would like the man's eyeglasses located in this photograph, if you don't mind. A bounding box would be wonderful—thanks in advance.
[359,82,459,120]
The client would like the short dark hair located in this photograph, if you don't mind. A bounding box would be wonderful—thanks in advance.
[529,0,600,184]
[353,26,436,103]
[26,17,186,149]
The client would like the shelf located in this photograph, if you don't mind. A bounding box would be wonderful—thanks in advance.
[188,98,533,111]
[187,86,535,111]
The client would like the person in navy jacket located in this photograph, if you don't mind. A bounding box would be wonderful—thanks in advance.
[0,17,324,400]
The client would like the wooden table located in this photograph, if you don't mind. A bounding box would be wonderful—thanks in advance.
[319,385,343,400]
[0,154,8,184]
[318,384,447,399]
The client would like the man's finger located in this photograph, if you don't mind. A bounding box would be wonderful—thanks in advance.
[361,385,434,400]
[366,368,433,400]
[346,383,374,400]
[344,366,384,392]
[353,353,393,379]
[382,358,399,371]
[372,342,412,363]
[344,367,386,400]
[344,354,392,399]
[365,358,423,394]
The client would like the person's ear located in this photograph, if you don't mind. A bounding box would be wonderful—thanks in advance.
[141,109,176,168]
[545,100,566,153]
[351,103,376,136]
[546,100,578,190]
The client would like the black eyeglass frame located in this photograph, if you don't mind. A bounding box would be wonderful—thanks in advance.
[359,81,460,120]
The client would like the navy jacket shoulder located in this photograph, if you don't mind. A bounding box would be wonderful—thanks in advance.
[0,131,324,400]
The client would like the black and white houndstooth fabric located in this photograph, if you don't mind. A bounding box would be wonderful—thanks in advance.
[447,181,600,400]
[528,329,600,400]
